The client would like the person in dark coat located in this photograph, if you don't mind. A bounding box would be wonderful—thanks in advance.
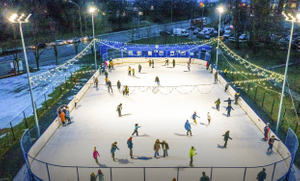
[214,71,218,83]
[110,142,119,161]
[226,105,234,117]
[152,59,154,68]
[234,92,240,105]
[172,59,175,67]
[214,98,221,111]
[224,97,234,106]
[117,80,121,91]
[225,83,229,92]
[154,139,161,158]
[256,168,267,181]
[149,59,151,67]
[128,66,131,76]
[268,135,279,152]
[200,172,210,181]
[161,140,169,157]
[138,64,142,73]
[185,120,192,136]
[222,130,232,148]
[155,76,160,86]
[107,80,113,93]
[127,137,133,159]
[116,103,122,117]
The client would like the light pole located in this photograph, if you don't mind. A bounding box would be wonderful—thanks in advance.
[89,7,97,70]
[9,14,40,137]
[68,0,83,37]
[215,6,224,71]
[276,12,300,134]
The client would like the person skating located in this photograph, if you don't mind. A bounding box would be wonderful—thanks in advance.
[64,106,71,124]
[123,85,129,96]
[210,64,213,73]
[185,120,192,136]
[214,98,221,111]
[117,80,121,91]
[127,137,133,159]
[59,111,66,126]
[264,123,270,141]
[189,146,197,167]
[222,130,232,148]
[172,59,175,68]
[214,71,218,83]
[116,103,122,117]
[111,142,119,161]
[161,140,169,157]
[93,147,100,164]
[151,59,154,68]
[73,95,78,108]
[104,71,108,78]
[132,68,135,76]
[256,168,267,181]
[234,92,240,105]
[207,112,211,126]
[191,111,200,124]
[225,83,229,92]
[155,76,160,86]
[109,60,114,70]
[149,59,151,67]
[206,61,209,70]
[224,97,234,106]
[132,123,141,136]
[226,105,234,117]
[96,169,104,181]
[94,77,98,88]
[105,76,109,85]
[267,135,279,152]
[138,64,142,73]
[107,80,113,93]
[200,172,210,181]
[187,62,191,71]
[224,67,228,77]
[128,66,131,76]
[154,139,161,158]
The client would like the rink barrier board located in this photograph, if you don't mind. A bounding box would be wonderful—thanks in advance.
[28,70,100,164]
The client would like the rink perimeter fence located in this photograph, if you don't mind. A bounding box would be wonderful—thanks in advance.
[19,58,299,180]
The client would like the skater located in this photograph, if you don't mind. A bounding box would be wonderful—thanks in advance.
[200,172,210,181]
[132,123,141,136]
[256,168,267,181]
[104,71,108,78]
[224,97,234,106]
[117,80,121,91]
[267,135,279,152]
[123,85,129,96]
[222,130,232,148]
[116,103,122,117]
[149,59,151,67]
[94,77,98,88]
[161,140,169,157]
[109,60,114,70]
[132,68,135,76]
[59,110,66,126]
[105,76,109,85]
[189,146,197,167]
[155,76,160,86]
[73,95,78,108]
[110,142,119,161]
[226,105,234,117]
[191,111,200,124]
[128,66,131,76]
[138,64,142,73]
[214,98,221,111]
[187,62,191,71]
[225,83,229,92]
[107,80,113,93]
[151,59,154,68]
[224,67,228,77]
[264,123,270,141]
[154,139,161,158]
[64,106,71,124]
[96,169,104,181]
[207,112,211,125]
[172,59,175,68]
[108,62,112,71]
[206,61,209,70]
[214,71,218,83]
[127,137,133,159]
[210,64,213,73]
[185,120,192,136]
[234,92,240,105]
[90,172,96,181]
[93,147,100,164]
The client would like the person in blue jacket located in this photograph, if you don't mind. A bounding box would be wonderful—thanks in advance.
[132,123,141,136]
[226,105,234,117]
[110,142,119,161]
[191,111,200,124]
[185,120,192,136]
[127,137,133,159]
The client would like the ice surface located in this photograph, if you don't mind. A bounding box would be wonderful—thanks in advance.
[31,63,288,181]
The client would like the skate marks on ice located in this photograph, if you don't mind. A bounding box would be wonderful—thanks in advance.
[199,122,209,127]
[97,163,108,167]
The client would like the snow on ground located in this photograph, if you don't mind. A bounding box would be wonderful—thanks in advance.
[0,64,80,128]
[31,62,288,181]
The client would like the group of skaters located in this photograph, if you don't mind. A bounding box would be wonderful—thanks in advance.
[57,105,71,126]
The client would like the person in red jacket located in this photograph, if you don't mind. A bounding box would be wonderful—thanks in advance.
[263,123,270,141]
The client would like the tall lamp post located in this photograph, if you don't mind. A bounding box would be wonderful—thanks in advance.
[89,7,97,70]
[215,6,224,71]
[276,12,300,134]
[68,0,83,37]
[9,14,40,137]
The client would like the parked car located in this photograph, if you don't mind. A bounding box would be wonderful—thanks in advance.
[197,33,210,39]
[160,30,172,36]
[239,34,248,42]
[173,28,189,36]
[30,43,47,50]
[55,40,67,46]
[82,35,93,42]
[228,36,236,42]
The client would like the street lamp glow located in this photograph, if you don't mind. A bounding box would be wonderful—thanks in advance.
[296,14,300,20]
[89,7,96,13]
[217,7,224,13]
[9,14,18,22]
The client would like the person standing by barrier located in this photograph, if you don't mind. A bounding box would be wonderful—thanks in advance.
[264,123,270,141]
[161,140,169,157]
[74,95,78,108]
[111,142,119,161]
[234,92,240,105]
[138,64,142,73]
[222,130,232,148]
[96,169,104,181]
[132,123,141,136]
[191,111,200,124]
[214,98,221,111]
[90,172,96,181]
[59,110,66,126]
[128,66,131,76]
[185,120,192,136]
[172,59,175,68]
[256,168,267,181]
[200,172,210,181]
[127,137,133,159]
[267,135,279,152]
[226,105,234,117]
[154,139,161,158]
[187,62,191,71]
[117,80,121,91]
[116,103,122,117]
[93,147,100,164]
[64,106,71,124]
[206,61,209,70]
[189,146,197,167]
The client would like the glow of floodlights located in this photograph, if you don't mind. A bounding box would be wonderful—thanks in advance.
[89,7,96,13]
[217,6,224,13]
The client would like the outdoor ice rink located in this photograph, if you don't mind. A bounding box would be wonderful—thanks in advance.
[30,61,289,181]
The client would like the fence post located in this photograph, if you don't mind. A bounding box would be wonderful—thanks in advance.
[243,167,247,181]
[271,99,275,115]
[177,167,179,181]
[254,87,258,100]
[210,167,213,181]
[46,163,51,181]
[110,167,113,181]
[271,163,277,181]
[261,92,266,108]
[76,167,79,181]
[10,122,16,141]
[44,94,48,109]
[247,84,250,93]
[23,111,28,128]
[144,167,146,181]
